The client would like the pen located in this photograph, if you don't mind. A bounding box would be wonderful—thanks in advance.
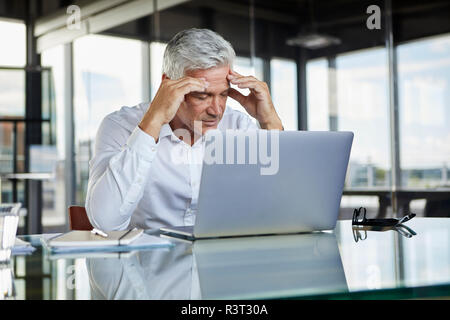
[91,228,108,238]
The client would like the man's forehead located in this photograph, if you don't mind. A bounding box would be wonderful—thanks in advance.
[186,65,230,81]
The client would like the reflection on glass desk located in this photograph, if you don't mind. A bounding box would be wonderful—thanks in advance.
[7,218,450,300]
[88,232,346,299]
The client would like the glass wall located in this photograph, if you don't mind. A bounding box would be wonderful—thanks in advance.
[0,69,25,118]
[0,20,26,67]
[41,45,67,228]
[73,34,145,203]
[306,32,450,218]
[0,19,26,206]
[398,33,450,188]
[336,48,390,189]
[307,48,390,189]
[307,58,329,131]
[270,58,298,130]
[1,19,61,231]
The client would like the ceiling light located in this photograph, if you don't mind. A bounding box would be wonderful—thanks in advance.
[286,33,341,50]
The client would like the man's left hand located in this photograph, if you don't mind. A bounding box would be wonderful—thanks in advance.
[227,69,283,130]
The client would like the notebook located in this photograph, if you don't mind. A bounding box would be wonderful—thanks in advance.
[42,230,173,254]
[47,229,144,247]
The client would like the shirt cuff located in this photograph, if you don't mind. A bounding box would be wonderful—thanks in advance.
[126,126,159,162]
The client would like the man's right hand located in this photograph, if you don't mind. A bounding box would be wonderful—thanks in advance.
[139,76,209,141]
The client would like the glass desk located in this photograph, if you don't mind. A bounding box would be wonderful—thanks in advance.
[4,218,450,300]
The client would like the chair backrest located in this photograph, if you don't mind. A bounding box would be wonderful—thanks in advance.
[68,206,93,230]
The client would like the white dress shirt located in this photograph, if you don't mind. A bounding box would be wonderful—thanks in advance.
[87,242,200,299]
[85,101,258,231]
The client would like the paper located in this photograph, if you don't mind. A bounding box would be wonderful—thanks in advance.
[25,233,62,246]
[12,237,36,255]
[48,229,144,247]
[44,233,174,254]
[47,250,140,260]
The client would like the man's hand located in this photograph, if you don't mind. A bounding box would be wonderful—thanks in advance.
[139,77,209,141]
[227,70,283,130]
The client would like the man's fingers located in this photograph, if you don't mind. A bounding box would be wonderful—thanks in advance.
[173,76,209,89]
[228,75,266,93]
[229,75,257,83]
[227,88,246,105]
[234,80,267,95]
[228,69,243,77]
[178,82,207,95]
[227,69,245,81]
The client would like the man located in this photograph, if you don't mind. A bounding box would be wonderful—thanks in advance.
[85,28,283,231]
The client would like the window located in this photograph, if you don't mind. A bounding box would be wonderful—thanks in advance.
[398,34,450,188]
[0,19,26,205]
[0,69,25,118]
[307,58,329,131]
[336,48,390,189]
[41,45,66,227]
[270,58,298,130]
[0,20,26,67]
[307,48,391,189]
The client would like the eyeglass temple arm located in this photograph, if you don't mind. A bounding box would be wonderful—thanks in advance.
[397,213,416,225]
[396,223,417,236]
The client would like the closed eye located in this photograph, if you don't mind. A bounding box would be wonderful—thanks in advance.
[191,92,209,100]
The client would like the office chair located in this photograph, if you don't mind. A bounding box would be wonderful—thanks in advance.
[68,206,93,230]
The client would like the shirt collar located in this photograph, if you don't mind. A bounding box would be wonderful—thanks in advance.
[159,123,203,145]
[159,123,174,139]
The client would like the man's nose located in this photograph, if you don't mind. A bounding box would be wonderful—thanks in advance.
[207,96,222,116]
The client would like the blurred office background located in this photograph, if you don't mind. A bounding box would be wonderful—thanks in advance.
[0,0,449,234]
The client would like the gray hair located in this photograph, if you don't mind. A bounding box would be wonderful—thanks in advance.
[162,28,236,80]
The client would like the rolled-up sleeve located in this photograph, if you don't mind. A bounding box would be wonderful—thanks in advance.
[85,117,158,231]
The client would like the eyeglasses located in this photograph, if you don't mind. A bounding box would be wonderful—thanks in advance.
[352,207,415,227]
[352,224,417,242]
[351,207,416,242]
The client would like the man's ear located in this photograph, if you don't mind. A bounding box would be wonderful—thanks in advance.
[162,74,169,81]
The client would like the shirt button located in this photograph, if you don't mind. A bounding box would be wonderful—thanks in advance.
[151,147,156,152]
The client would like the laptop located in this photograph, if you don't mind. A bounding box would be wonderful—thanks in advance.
[160,130,353,240]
